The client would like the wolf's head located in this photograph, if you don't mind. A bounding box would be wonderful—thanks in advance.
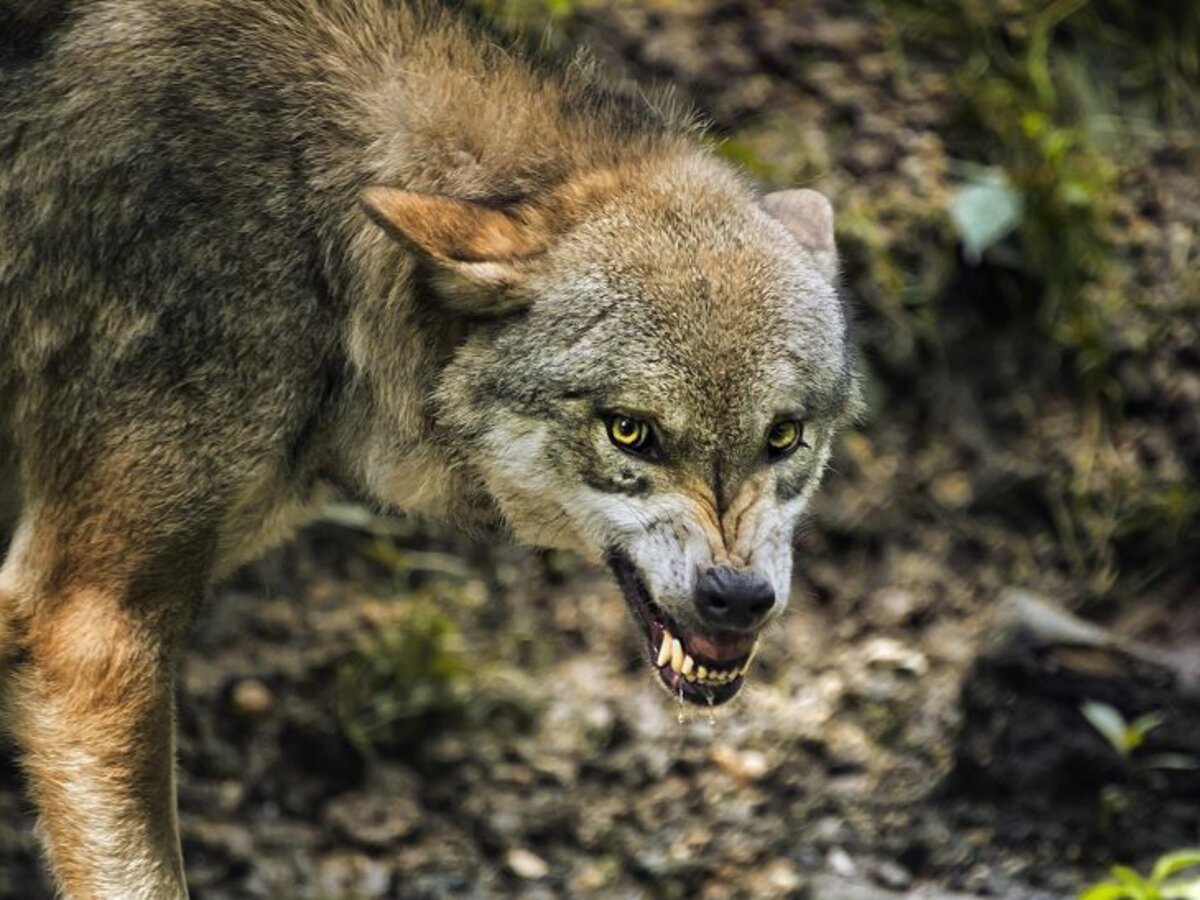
[362,153,856,706]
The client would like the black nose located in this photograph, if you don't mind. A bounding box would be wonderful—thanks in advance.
[695,566,775,631]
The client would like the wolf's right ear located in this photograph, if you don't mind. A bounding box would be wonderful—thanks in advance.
[361,187,549,302]
[762,189,838,283]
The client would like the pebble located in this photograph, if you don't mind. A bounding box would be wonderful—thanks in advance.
[828,846,858,878]
[745,858,805,896]
[230,678,273,717]
[811,874,991,899]
[506,848,550,880]
[711,744,771,781]
[315,851,392,898]
[874,859,914,890]
[868,588,921,627]
[323,782,420,849]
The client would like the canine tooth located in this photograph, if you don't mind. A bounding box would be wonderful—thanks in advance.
[681,654,694,676]
[670,639,684,673]
[697,665,708,681]
[742,639,760,674]
[656,632,672,667]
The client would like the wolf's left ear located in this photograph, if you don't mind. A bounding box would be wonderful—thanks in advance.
[762,189,838,282]
[361,186,548,299]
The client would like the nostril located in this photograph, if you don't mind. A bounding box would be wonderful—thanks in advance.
[696,566,775,629]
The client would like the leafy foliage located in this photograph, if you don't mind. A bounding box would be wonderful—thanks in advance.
[1080,849,1200,900]
[949,167,1024,264]
[1081,701,1165,760]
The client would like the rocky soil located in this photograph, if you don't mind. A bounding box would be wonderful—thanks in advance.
[1,0,1197,897]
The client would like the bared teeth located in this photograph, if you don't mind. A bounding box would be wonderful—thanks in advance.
[657,631,672,667]
[652,628,755,686]
[689,664,739,684]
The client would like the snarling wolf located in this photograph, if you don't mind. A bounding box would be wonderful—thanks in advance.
[0,0,857,894]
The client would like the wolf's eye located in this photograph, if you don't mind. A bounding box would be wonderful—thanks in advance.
[606,414,655,455]
[766,420,807,460]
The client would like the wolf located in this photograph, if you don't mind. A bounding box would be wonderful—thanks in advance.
[0,0,857,895]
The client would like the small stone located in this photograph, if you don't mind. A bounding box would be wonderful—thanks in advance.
[745,858,805,896]
[861,637,929,677]
[216,780,244,815]
[867,588,920,627]
[230,678,273,716]
[506,847,550,880]
[873,860,913,890]
[711,745,771,781]
[323,778,420,849]
[316,851,392,898]
[827,847,857,878]
[930,471,973,509]
[810,816,851,847]
[822,721,873,773]
[571,861,614,893]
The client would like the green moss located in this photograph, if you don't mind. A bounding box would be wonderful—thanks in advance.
[336,599,471,755]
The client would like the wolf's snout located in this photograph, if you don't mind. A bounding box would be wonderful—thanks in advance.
[695,565,775,631]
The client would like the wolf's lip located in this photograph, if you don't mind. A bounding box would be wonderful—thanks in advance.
[605,550,759,706]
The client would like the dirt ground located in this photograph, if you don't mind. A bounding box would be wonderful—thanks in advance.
[1,0,1197,897]
[0,525,1085,900]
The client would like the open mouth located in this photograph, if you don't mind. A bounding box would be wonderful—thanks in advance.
[606,550,759,706]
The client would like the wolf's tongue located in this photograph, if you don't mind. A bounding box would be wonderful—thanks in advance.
[683,628,755,663]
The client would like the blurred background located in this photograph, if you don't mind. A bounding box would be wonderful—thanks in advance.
[2,1,1198,897]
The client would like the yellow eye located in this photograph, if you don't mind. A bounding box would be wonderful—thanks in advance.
[767,420,806,459]
[606,415,654,454]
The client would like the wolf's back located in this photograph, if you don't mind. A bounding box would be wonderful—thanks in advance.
[0,0,64,26]
[1,0,69,59]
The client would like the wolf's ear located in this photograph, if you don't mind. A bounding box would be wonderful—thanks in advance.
[762,189,838,282]
[361,186,548,295]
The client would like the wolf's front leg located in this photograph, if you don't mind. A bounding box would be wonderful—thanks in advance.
[1,532,188,899]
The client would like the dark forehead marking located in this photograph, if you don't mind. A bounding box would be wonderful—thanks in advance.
[714,456,730,514]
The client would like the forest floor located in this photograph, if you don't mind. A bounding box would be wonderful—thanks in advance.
[1,0,1198,897]
[1,514,1189,899]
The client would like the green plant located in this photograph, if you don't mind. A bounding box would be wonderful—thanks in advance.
[1080,702,1199,831]
[883,0,1200,600]
[1082,702,1166,760]
[952,6,1120,381]
[1079,849,1200,900]
[1082,701,1198,772]
[336,600,471,755]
